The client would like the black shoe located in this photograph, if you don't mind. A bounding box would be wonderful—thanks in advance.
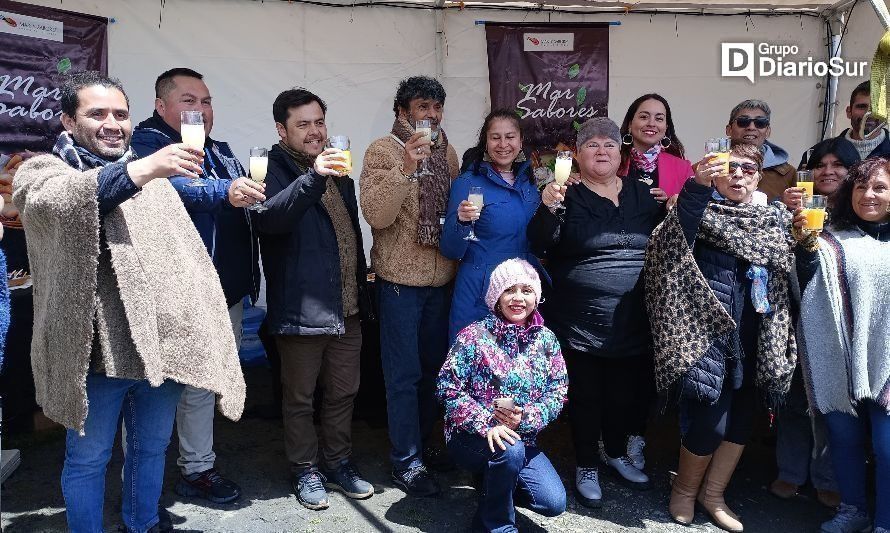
[323,461,374,499]
[391,464,440,497]
[157,507,173,531]
[293,468,330,510]
[175,468,242,504]
[423,445,456,472]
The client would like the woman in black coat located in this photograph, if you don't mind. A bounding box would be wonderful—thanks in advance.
[528,117,664,509]
[645,143,809,532]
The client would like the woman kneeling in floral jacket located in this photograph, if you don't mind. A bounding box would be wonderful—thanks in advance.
[437,258,567,533]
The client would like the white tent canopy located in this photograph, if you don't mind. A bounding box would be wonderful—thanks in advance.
[21,0,890,257]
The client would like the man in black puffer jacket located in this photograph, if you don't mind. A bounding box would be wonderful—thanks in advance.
[256,88,373,512]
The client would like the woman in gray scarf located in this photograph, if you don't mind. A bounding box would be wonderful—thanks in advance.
[796,157,890,533]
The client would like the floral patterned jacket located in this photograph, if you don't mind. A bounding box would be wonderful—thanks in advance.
[436,311,568,445]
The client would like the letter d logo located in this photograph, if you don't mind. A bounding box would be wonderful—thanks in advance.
[721,43,755,83]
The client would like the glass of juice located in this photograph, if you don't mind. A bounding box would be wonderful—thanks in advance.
[714,137,731,174]
[326,135,351,176]
[551,151,573,210]
[797,170,814,198]
[464,186,483,242]
[180,110,206,186]
[415,119,434,177]
[802,194,827,235]
[247,147,268,212]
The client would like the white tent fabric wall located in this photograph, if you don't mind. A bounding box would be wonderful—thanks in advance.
[24,0,889,257]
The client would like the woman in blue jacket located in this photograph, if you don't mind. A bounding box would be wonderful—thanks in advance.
[440,109,543,341]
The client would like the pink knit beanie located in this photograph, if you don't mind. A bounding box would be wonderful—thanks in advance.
[484,258,542,312]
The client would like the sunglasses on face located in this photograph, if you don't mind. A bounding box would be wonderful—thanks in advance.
[734,116,770,129]
[728,161,760,176]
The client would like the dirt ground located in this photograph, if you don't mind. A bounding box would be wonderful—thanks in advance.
[1,365,836,533]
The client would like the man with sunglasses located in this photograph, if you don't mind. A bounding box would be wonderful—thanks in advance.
[798,81,890,168]
[726,99,795,202]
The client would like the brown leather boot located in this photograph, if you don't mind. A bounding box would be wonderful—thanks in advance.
[669,446,712,525]
[697,441,744,532]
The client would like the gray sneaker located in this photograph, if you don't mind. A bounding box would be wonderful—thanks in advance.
[323,461,374,500]
[293,469,329,510]
[820,503,872,533]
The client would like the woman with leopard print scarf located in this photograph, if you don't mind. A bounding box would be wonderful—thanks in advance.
[645,143,811,532]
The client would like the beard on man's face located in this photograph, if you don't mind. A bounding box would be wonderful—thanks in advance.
[71,121,132,159]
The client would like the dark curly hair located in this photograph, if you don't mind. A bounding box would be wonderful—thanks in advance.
[60,71,128,118]
[619,94,685,169]
[463,109,524,173]
[830,157,890,230]
[392,76,446,117]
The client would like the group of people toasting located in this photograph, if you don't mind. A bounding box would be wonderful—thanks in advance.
[8,67,889,533]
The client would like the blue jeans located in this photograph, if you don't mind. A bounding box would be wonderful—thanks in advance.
[448,432,566,533]
[62,373,184,533]
[378,279,450,470]
[824,401,890,528]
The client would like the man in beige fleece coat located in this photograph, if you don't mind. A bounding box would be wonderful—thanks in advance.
[360,76,459,497]
[13,71,244,533]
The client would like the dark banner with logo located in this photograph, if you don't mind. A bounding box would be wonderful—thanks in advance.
[0,0,107,223]
[0,1,106,270]
[485,22,609,175]
[0,0,107,152]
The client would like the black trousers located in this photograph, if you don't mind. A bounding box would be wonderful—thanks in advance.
[683,381,755,456]
[564,349,652,467]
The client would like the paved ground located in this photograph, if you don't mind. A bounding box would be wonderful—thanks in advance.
[1,365,836,532]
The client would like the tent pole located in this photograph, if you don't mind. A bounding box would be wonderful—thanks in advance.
[435,0,446,77]
[867,0,890,30]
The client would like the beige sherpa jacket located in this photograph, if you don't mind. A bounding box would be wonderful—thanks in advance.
[13,155,245,433]
[360,136,459,287]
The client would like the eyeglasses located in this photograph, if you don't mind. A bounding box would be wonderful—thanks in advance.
[728,161,760,176]
[734,116,770,129]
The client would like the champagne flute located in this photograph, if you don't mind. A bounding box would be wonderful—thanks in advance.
[248,147,268,212]
[180,110,206,187]
[415,119,434,177]
[552,151,573,209]
[326,136,352,176]
[464,186,483,242]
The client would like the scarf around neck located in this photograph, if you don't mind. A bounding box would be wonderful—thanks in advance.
[391,117,451,246]
[278,140,318,172]
[645,201,797,405]
[53,131,133,171]
[630,144,662,174]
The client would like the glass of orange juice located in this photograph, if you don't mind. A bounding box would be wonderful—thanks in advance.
[797,170,814,198]
[705,138,730,174]
[802,194,827,234]
[326,135,351,176]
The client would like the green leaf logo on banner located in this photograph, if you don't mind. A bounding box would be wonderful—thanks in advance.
[568,64,580,79]
[577,87,587,106]
[573,121,582,131]
[519,83,530,93]
[515,108,526,119]
[57,57,72,74]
